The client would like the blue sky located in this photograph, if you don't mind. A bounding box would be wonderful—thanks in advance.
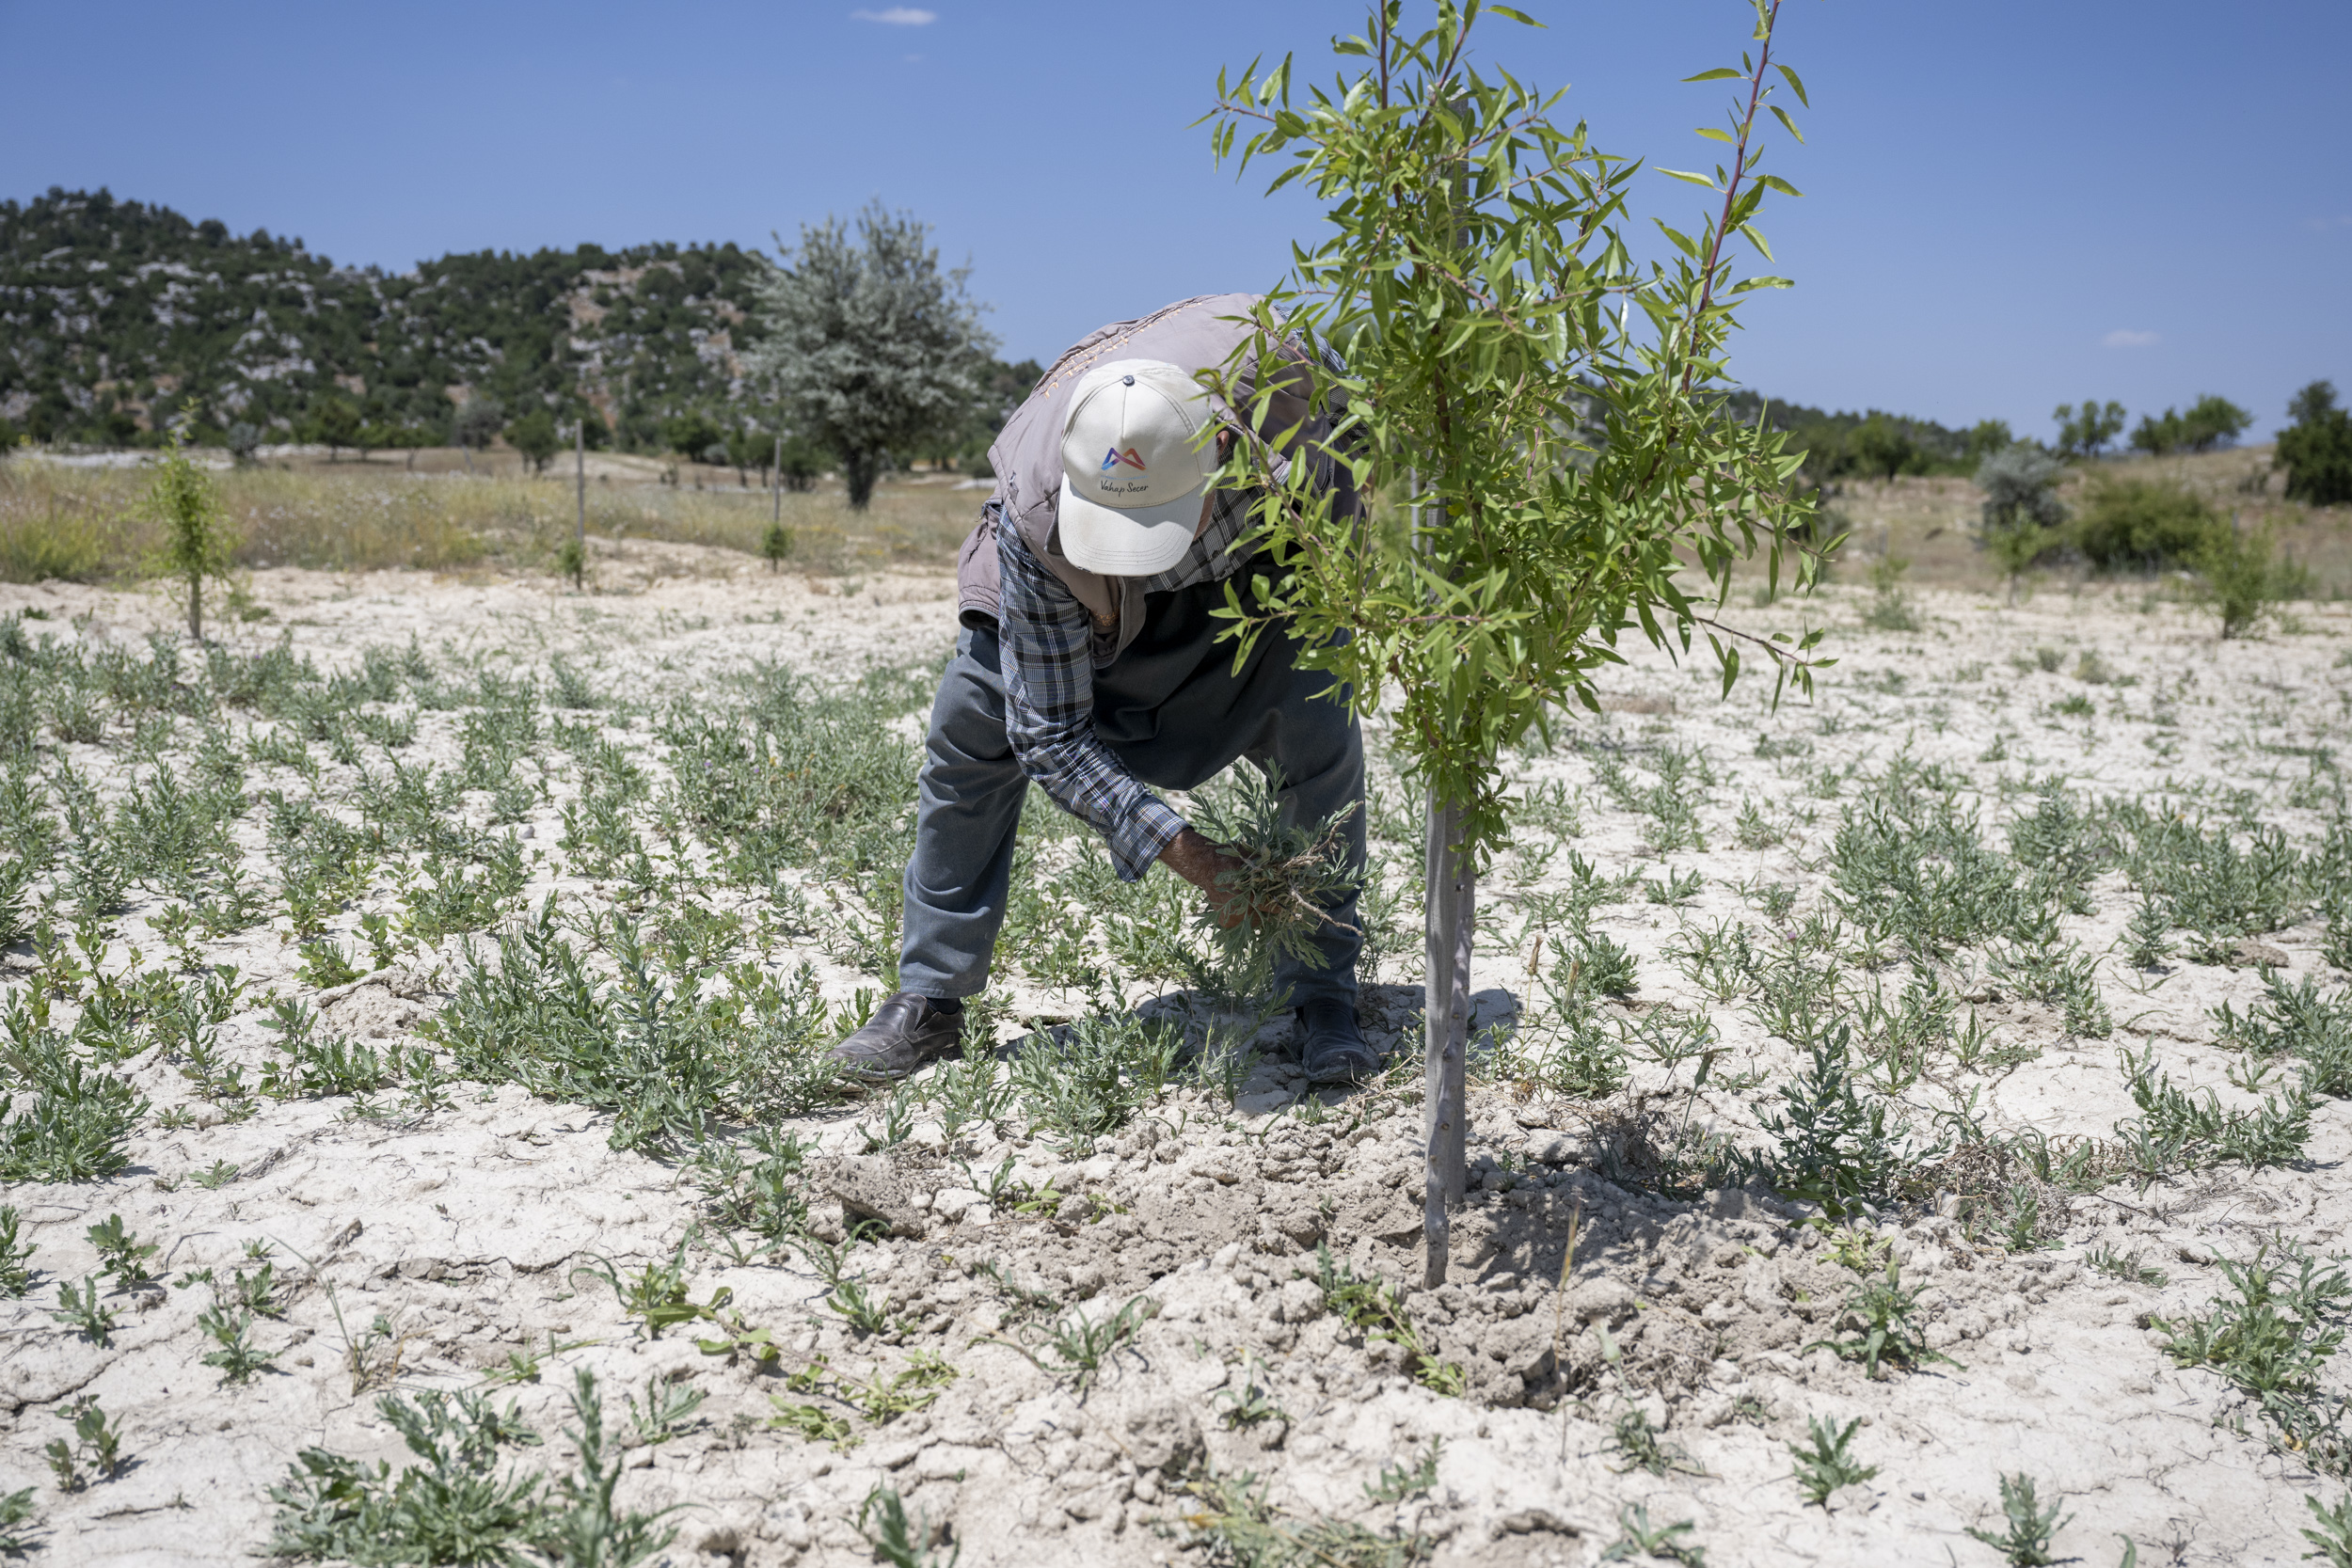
[3,0,2345,441]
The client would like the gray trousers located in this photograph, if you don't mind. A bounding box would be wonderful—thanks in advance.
[898,580,1365,1009]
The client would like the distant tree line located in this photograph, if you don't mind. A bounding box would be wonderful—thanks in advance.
[0,187,1027,497]
[6,188,2342,521]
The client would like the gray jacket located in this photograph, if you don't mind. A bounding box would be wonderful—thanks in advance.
[955,292,1358,657]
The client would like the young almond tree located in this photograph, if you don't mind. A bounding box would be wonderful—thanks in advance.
[1203,0,1829,1283]
[140,417,237,641]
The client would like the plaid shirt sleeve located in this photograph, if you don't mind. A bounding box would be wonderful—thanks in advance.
[996,520,1190,881]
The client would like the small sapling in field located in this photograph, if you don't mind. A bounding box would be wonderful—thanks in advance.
[1964,1473,2073,1566]
[1788,1416,1878,1508]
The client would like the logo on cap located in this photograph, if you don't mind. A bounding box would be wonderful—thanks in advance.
[1099,446,1147,473]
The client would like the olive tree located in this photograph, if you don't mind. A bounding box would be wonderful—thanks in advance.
[743,203,995,510]
[1203,0,1825,1282]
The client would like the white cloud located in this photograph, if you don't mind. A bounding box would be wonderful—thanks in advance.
[2102,328,2160,349]
[850,6,935,23]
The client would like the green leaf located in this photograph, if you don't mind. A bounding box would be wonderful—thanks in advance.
[1774,62,1810,107]
[1681,67,1742,82]
[1487,5,1543,24]
[1692,127,1734,144]
[1756,174,1804,198]
[1657,168,1719,189]
[1769,104,1804,143]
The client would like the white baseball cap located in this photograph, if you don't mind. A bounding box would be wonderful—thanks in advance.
[1057,358,1223,576]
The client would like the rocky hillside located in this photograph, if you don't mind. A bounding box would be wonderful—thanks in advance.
[0,187,765,448]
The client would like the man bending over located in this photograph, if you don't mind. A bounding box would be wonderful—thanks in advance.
[829,293,1376,1086]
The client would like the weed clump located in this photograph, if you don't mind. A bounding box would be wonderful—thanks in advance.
[268,1370,675,1566]
[1963,1472,2072,1566]
[2153,1241,2352,1472]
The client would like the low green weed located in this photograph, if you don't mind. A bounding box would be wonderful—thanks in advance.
[42,1398,126,1492]
[622,1372,707,1448]
[2117,1046,2312,1172]
[1303,1245,1466,1397]
[0,1033,149,1182]
[1964,1473,2072,1566]
[2088,1245,2168,1288]
[1600,1502,1707,1565]
[826,1278,901,1338]
[199,1300,278,1384]
[0,1206,37,1297]
[767,1398,857,1449]
[1605,1405,1700,1477]
[859,1484,960,1568]
[48,1276,116,1345]
[1743,1030,1931,1217]
[1009,1012,1182,1156]
[0,1485,38,1557]
[1363,1440,1441,1505]
[1172,1470,1432,1568]
[1804,1256,1961,1378]
[85,1213,158,1290]
[569,1243,738,1340]
[269,1370,673,1567]
[1215,1358,1289,1431]
[2213,974,2352,1098]
[1788,1415,1878,1507]
[999,1295,1156,1391]
[2305,1494,2352,1567]
[2153,1240,2352,1471]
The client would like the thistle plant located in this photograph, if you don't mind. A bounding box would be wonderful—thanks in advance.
[1203,0,1824,1282]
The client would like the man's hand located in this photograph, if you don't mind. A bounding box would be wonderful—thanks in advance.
[1157,827,1248,928]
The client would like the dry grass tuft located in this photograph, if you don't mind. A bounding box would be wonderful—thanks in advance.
[0,454,983,582]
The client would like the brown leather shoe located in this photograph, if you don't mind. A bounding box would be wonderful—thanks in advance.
[830,992,963,1082]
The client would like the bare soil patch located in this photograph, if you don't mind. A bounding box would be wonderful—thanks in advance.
[2,553,2348,1566]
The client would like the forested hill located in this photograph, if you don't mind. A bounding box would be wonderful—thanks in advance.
[0,187,766,449]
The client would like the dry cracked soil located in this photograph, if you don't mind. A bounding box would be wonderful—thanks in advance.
[2,546,2350,1567]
